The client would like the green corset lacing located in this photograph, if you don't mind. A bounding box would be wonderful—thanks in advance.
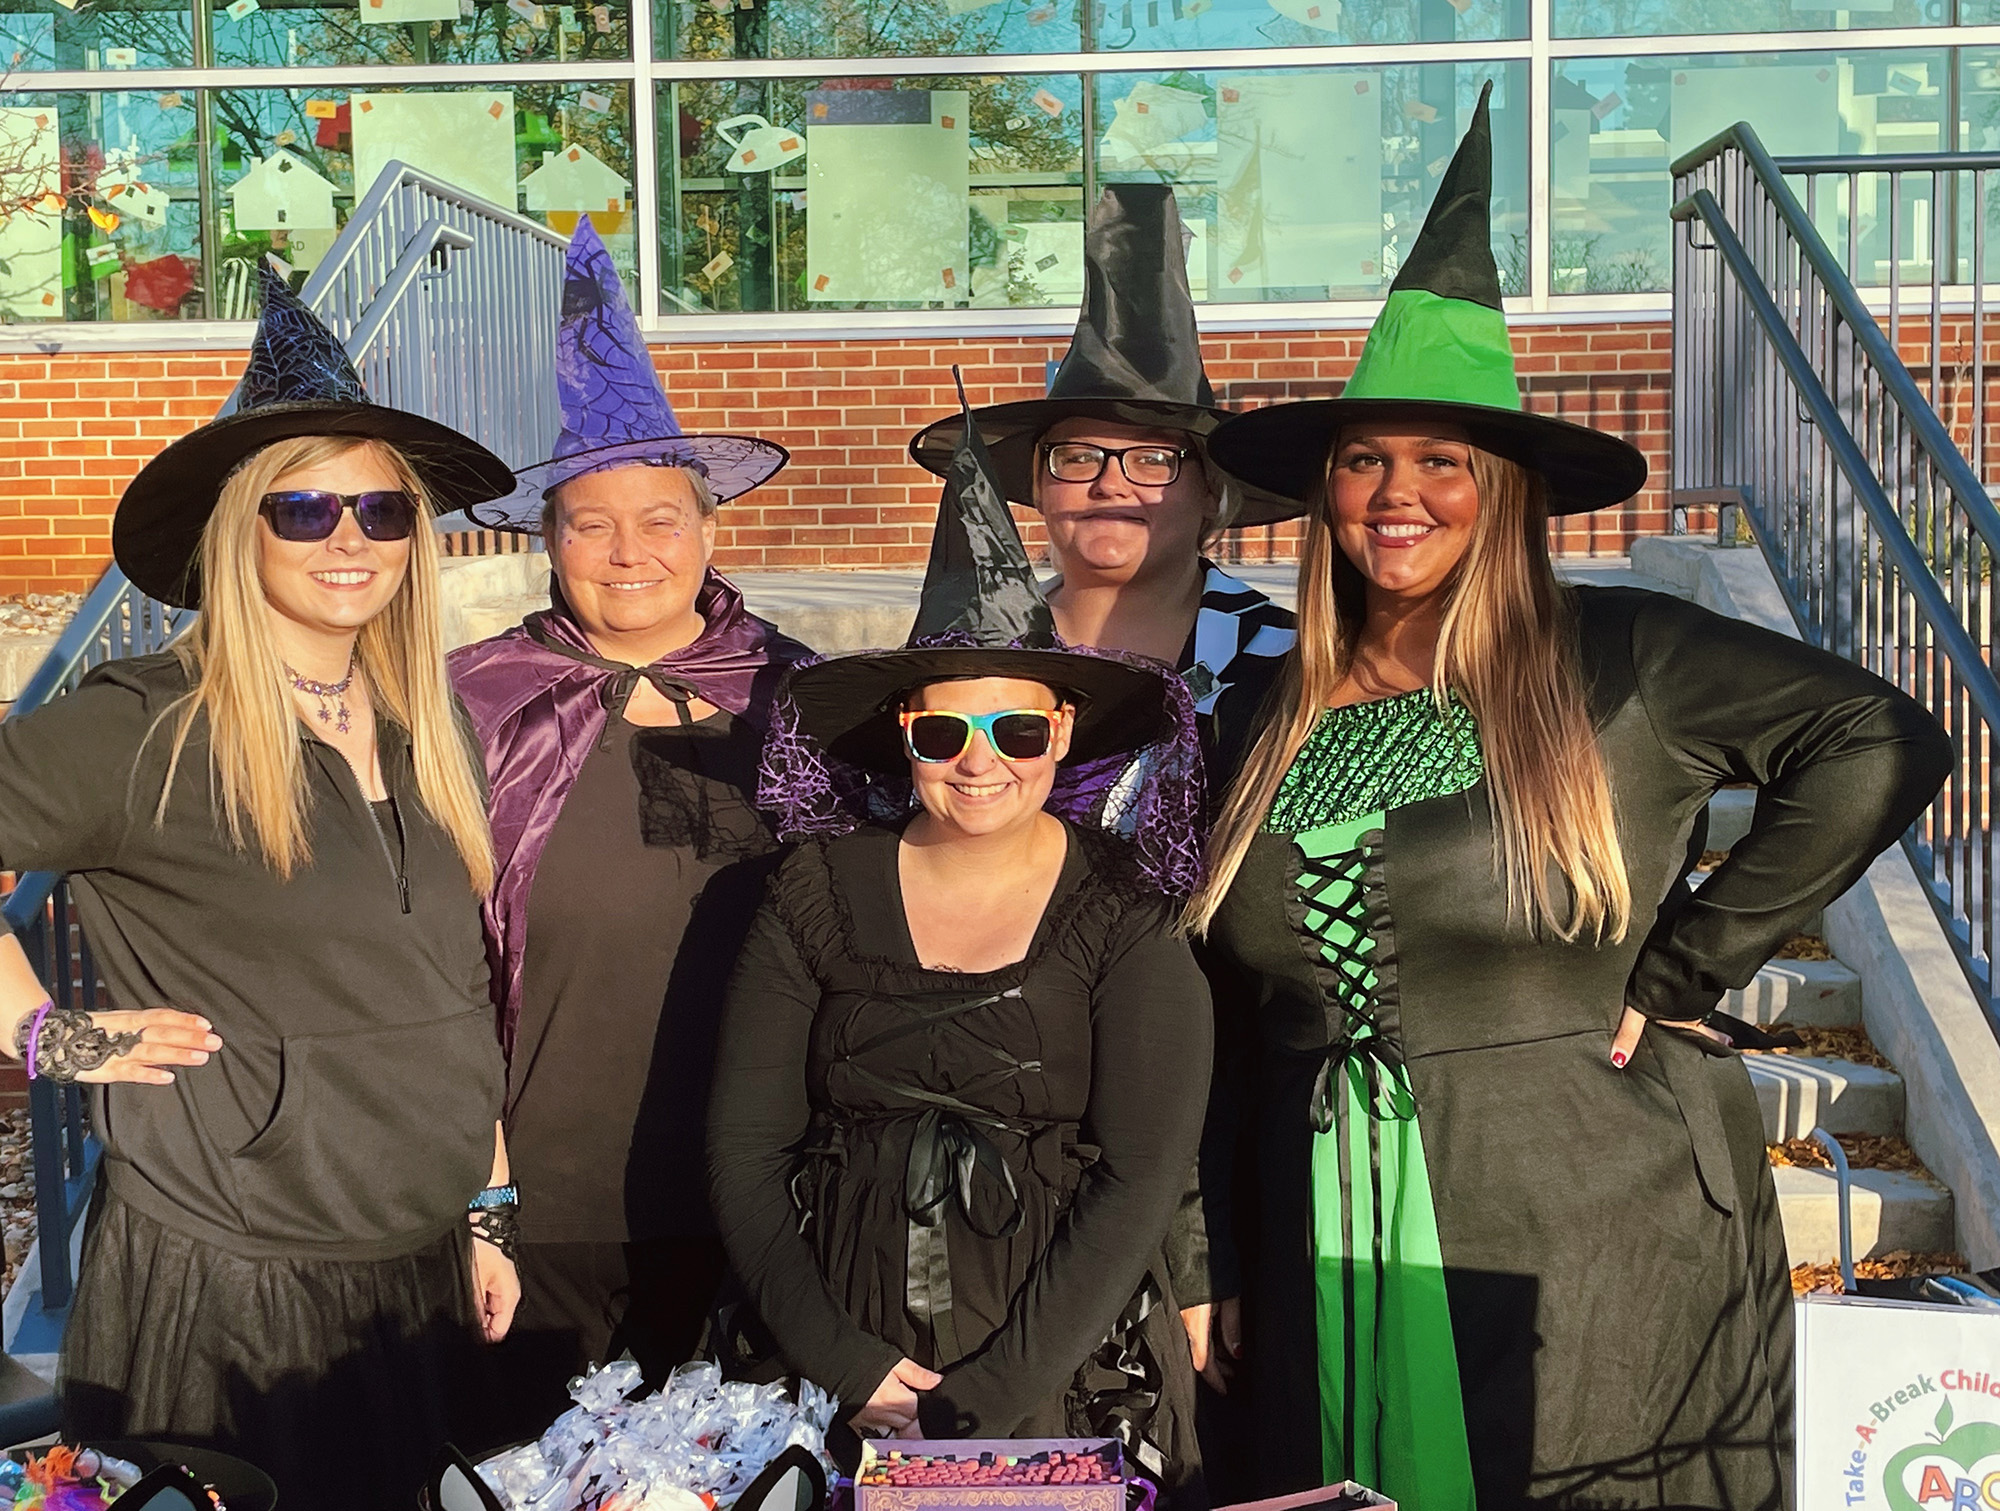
[1265,690,1483,1511]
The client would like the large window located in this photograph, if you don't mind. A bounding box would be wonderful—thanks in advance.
[2,4,1996,324]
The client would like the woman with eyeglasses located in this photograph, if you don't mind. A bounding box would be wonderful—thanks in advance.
[0,267,518,1511]
[708,403,1213,1498]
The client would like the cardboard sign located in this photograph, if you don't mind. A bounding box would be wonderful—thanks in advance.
[1798,1295,2000,1511]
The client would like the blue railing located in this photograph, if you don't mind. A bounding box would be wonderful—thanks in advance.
[1671,124,2000,1037]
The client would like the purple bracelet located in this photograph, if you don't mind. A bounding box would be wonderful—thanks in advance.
[22,1001,52,1081]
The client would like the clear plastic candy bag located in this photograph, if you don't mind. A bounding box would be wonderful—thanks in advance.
[474,1360,836,1511]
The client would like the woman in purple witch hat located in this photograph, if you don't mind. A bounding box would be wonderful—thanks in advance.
[709,383,1212,1500]
[450,217,809,1442]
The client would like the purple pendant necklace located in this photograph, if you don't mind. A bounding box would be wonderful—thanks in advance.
[286,652,355,735]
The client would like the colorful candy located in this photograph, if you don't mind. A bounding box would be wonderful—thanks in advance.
[858,1448,1118,1489]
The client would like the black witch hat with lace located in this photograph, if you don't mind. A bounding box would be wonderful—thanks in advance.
[760,372,1208,897]
[114,260,515,608]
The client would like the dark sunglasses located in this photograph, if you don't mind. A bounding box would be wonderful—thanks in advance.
[258,489,419,543]
[899,708,1063,763]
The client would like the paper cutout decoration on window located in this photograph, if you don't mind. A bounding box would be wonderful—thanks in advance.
[86,242,120,279]
[88,205,119,232]
[1099,81,1207,161]
[521,143,630,234]
[225,0,259,20]
[1215,69,1382,296]
[351,91,517,207]
[805,88,969,303]
[228,150,339,231]
[700,250,733,281]
[123,254,196,313]
[578,89,611,114]
[1267,0,1339,28]
[1666,65,1837,159]
[0,106,63,321]
[103,46,138,67]
[107,181,170,228]
[314,102,352,149]
[717,114,805,173]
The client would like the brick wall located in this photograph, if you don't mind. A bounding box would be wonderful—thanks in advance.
[0,319,1672,596]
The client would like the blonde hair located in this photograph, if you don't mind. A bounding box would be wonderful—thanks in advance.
[155,435,495,893]
[1188,445,1630,943]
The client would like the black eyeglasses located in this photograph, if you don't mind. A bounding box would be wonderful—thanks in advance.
[1041,441,1188,487]
[258,489,419,543]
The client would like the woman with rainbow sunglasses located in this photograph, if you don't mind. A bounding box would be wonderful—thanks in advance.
[706,386,1214,1501]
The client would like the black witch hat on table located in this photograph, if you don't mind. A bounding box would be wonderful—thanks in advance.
[114,260,516,608]
[761,371,1207,897]
[1207,82,1647,513]
[907,184,1295,527]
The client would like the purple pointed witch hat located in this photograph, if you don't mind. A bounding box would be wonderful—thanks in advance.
[469,217,787,530]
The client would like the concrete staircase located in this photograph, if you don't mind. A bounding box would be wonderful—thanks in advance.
[1698,786,1958,1264]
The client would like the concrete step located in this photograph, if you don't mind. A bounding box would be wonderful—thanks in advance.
[1724,958,1863,1027]
[1775,1164,1956,1263]
[1706,786,1756,850]
[1746,1054,1905,1141]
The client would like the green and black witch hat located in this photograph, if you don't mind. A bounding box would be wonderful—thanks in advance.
[1207,81,1646,515]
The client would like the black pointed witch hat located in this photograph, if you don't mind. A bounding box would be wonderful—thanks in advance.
[783,371,1173,775]
[1206,82,1646,514]
[907,184,1294,523]
[114,260,515,607]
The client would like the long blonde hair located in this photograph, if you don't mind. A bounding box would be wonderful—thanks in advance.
[155,435,496,893]
[1189,445,1630,943]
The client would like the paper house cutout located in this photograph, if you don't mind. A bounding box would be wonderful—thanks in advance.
[228,151,339,231]
[106,180,170,228]
[521,143,629,214]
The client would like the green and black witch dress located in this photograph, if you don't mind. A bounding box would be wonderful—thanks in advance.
[1201,588,1950,1511]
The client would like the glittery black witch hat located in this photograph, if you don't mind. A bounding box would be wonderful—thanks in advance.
[780,370,1175,774]
[115,260,515,607]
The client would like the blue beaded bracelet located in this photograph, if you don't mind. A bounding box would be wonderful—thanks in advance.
[468,1183,519,1211]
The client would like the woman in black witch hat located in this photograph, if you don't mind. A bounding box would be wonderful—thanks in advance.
[708,386,1213,1496]
[1189,88,1949,1510]
[912,184,1295,1405]
[0,264,520,1509]
[910,184,1296,745]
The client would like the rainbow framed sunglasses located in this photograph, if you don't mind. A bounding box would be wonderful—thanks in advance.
[898,707,1064,763]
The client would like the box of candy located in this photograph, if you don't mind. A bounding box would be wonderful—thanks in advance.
[854,1439,1125,1511]
[1215,1484,1397,1510]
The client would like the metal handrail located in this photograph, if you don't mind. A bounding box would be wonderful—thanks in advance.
[1,159,568,1351]
[1671,122,2000,1034]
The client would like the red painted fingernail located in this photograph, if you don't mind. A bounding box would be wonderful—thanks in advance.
[1611,1050,1628,1068]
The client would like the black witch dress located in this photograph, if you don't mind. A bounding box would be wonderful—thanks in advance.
[1200,587,1951,1511]
[708,820,1211,1483]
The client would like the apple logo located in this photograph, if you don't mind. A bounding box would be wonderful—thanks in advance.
[1886,1400,2000,1511]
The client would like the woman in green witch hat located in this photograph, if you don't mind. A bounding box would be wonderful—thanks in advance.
[1188,83,1951,1511]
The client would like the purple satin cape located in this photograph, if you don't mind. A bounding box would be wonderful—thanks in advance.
[449,569,808,1056]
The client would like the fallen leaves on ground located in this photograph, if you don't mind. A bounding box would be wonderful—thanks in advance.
[1772,934,1834,961]
[0,594,80,637]
[1793,1250,1967,1295]
[1769,1132,1931,1173]
[1745,1024,1893,1069]
[0,1108,32,1296]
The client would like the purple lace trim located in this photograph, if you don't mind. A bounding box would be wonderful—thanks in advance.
[757,635,1208,899]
